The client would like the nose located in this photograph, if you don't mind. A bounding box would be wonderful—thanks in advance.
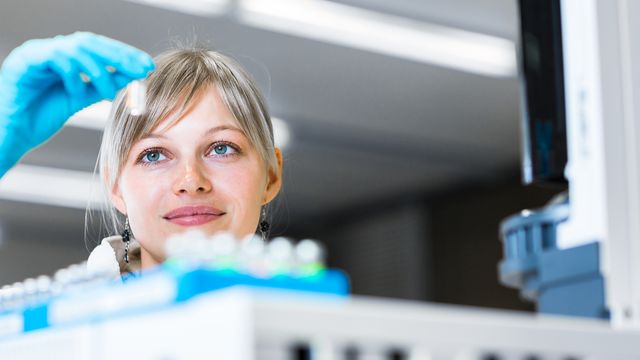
[173,160,212,195]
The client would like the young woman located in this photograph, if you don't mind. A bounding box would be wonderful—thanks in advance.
[91,48,284,276]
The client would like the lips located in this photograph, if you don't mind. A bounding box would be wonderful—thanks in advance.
[163,206,225,226]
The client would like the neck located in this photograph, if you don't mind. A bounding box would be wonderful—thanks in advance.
[140,248,162,269]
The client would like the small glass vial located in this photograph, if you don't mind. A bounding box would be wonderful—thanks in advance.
[126,80,147,116]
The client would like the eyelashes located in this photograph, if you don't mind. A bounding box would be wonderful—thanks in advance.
[135,141,242,166]
[207,141,240,157]
[136,147,166,165]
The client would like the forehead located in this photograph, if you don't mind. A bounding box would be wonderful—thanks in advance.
[150,87,242,137]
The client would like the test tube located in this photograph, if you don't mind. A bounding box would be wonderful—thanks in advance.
[266,237,294,275]
[126,80,147,116]
[294,239,326,276]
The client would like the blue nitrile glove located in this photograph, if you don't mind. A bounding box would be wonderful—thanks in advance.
[0,32,155,177]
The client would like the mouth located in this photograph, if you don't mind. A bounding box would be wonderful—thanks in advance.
[163,206,226,226]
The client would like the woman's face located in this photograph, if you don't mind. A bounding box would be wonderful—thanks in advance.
[111,87,282,267]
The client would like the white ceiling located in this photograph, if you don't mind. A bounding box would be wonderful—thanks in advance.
[0,0,521,239]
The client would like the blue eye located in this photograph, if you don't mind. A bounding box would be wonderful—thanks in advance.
[142,150,166,163]
[210,143,237,156]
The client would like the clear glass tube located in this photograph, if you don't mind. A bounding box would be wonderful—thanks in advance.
[126,80,147,116]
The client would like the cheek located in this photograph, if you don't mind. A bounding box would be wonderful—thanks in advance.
[122,174,165,213]
[211,163,266,229]
[217,167,264,204]
[119,170,169,237]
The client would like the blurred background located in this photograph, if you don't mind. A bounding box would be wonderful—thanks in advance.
[0,0,564,312]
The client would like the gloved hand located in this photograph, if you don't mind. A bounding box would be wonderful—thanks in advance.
[0,32,154,177]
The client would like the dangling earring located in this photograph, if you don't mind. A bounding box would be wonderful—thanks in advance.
[121,217,131,264]
[259,206,270,242]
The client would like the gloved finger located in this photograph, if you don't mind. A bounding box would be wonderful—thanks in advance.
[79,34,154,79]
[47,51,88,96]
[113,73,136,90]
[66,81,105,116]
[72,49,119,100]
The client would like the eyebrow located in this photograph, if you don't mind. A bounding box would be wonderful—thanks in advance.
[140,125,244,140]
[205,125,245,136]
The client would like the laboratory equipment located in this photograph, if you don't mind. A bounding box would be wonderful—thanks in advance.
[0,274,638,359]
[125,80,146,116]
[500,0,640,326]
[518,0,567,185]
[0,233,347,337]
[0,230,638,359]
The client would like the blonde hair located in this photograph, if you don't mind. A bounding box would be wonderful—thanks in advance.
[98,47,276,235]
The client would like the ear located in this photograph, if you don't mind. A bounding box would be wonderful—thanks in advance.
[110,179,127,216]
[263,148,283,204]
